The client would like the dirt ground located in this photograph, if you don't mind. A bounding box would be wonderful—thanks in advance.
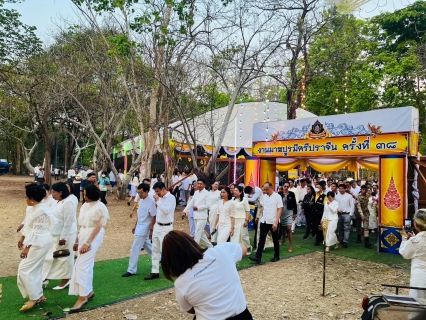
[0,175,411,319]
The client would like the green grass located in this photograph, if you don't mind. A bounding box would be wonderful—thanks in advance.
[0,227,409,319]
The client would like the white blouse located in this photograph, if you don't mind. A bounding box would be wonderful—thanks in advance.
[77,201,109,244]
[399,231,426,298]
[21,203,56,247]
[50,198,78,239]
[322,200,339,221]
[233,197,250,219]
[217,200,235,225]
[209,190,222,214]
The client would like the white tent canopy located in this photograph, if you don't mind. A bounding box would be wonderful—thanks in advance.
[116,102,316,154]
[170,102,316,149]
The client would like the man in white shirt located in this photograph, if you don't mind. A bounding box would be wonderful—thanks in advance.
[183,178,213,248]
[122,183,157,277]
[109,170,116,193]
[145,181,176,280]
[86,167,94,175]
[249,182,283,264]
[118,168,125,182]
[54,167,60,180]
[325,179,333,193]
[350,180,360,197]
[33,164,41,181]
[67,167,75,183]
[130,178,156,217]
[335,184,355,248]
[244,185,262,249]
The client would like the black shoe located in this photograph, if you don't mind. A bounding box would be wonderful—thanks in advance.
[356,235,362,243]
[365,237,372,249]
[144,273,159,280]
[127,201,130,206]
[303,235,308,240]
[311,234,316,238]
[314,241,320,246]
[140,247,144,251]
[249,257,261,264]
[343,242,348,248]
[122,272,135,277]
[270,256,280,262]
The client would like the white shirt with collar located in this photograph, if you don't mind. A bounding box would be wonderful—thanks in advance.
[289,186,298,202]
[296,185,307,203]
[351,186,360,197]
[335,192,355,216]
[155,191,176,224]
[135,196,157,236]
[109,171,116,182]
[246,186,263,207]
[67,169,75,179]
[260,192,283,224]
[183,188,211,220]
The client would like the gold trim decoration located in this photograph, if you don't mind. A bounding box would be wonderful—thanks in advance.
[384,233,400,247]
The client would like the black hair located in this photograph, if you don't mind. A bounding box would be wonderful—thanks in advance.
[25,184,46,202]
[142,178,151,184]
[263,182,273,188]
[161,230,207,282]
[153,181,166,190]
[235,185,244,201]
[300,178,306,183]
[360,185,367,189]
[52,182,70,199]
[244,186,253,194]
[326,191,335,198]
[197,178,206,185]
[288,178,295,183]
[221,187,232,200]
[84,184,101,201]
[332,182,338,188]
[66,182,75,193]
[338,184,347,189]
[307,185,315,195]
[138,183,150,192]
[42,184,51,191]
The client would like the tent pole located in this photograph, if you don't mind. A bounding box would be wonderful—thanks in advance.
[234,117,237,183]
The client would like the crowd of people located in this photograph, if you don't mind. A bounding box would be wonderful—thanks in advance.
[17,167,426,319]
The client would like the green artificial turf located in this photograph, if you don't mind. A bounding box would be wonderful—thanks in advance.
[0,227,409,319]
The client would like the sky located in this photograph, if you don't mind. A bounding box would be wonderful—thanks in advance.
[6,0,414,43]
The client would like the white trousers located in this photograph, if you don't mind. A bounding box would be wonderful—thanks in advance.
[127,234,153,274]
[325,219,338,247]
[208,209,218,243]
[151,224,173,274]
[230,218,251,248]
[17,242,51,300]
[194,219,213,248]
[216,222,231,244]
[42,233,76,280]
[69,229,104,296]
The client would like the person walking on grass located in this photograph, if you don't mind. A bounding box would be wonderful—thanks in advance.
[122,183,156,277]
[144,182,176,281]
[280,182,297,252]
[335,184,355,248]
[68,185,109,312]
[182,179,213,248]
[249,182,282,265]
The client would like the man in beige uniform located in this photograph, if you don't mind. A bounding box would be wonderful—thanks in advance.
[356,185,371,248]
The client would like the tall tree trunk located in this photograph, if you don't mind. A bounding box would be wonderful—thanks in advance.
[16,144,21,175]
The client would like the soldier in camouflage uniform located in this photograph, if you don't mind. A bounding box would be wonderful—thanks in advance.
[356,185,372,248]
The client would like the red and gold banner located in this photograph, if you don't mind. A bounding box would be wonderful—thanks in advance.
[259,159,276,189]
[379,155,406,227]
[245,158,260,187]
[253,133,408,158]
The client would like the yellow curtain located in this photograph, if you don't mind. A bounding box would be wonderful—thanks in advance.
[357,159,379,171]
[276,159,304,172]
[306,159,350,172]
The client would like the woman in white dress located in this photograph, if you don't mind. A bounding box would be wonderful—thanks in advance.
[321,191,340,252]
[42,182,77,290]
[208,182,221,243]
[213,187,235,244]
[400,209,426,298]
[42,184,57,208]
[231,186,252,253]
[17,184,55,311]
[69,184,109,312]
